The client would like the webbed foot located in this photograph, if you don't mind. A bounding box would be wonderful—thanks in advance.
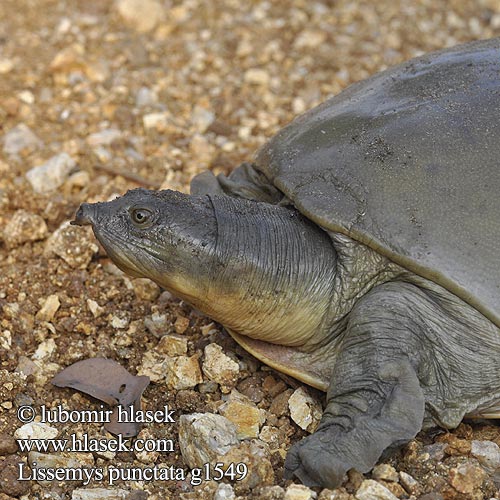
[285,360,425,488]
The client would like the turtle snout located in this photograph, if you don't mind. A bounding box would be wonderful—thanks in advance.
[71,203,96,226]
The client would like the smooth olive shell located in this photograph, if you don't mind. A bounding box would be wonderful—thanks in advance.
[255,38,500,328]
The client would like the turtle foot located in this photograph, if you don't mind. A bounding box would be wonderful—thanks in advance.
[284,426,353,488]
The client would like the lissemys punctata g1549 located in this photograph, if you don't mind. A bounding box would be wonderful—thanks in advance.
[73,38,500,488]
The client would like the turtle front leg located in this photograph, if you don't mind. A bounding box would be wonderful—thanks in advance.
[285,283,426,488]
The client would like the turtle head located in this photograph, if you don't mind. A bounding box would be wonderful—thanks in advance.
[72,188,217,301]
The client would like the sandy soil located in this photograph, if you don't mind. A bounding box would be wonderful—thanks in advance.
[1,0,500,499]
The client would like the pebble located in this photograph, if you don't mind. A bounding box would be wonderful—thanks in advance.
[144,312,169,338]
[284,483,317,500]
[136,86,158,108]
[87,299,105,318]
[174,315,190,334]
[0,58,14,74]
[288,387,322,432]
[257,485,286,499]
[214,482,236,500]
[67,170,90,189]
[72,487,130,499]
[191,106,215,133]
[419,442,448,462]
[143,111,170,130]
[0,456,30,497]
[166,355,203,390]
[93,146,113,162]
[2,210,48,249]
[449,463,486,494]
[14,422,58,440]
[111,314,129,329]
[35,294,60,322]
[115,0,165,32]
[131,278,160,301]
[371,464,398,482]
[0,434,17,456]
[244,68,270,86]
[294,30,327,49]
[202,343,240,393]
[471,439,500,472]
[258,425,280,450]
[157,334,188,356]
[28,451,93,486]
[399,471,420,495]
[217,440,274,490]
[355,480,399,500]
[15,356,39,377]
[318,488,351,500]
[87,128,122,146]
[31,339,56,361]
[44,221,99,269]
[3,123,43,156]
[219,389,263,439]
[270,389,293,417]
[18,90,35,105]
[137,350,171,382]
[26,152,77,193]
[178,413,239,468]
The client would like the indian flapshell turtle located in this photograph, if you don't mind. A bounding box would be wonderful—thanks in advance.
[73,38,500,488]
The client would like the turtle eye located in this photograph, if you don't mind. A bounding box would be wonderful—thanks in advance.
[130,207,153,226]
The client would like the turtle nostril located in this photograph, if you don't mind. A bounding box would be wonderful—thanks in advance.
[71,203,95,226]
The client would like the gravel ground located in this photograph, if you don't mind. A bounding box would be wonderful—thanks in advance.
[1,0,500,499]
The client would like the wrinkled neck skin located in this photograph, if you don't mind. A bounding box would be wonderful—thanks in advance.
[156,195,338,349]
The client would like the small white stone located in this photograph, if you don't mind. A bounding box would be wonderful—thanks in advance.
[18,90,35,104]
[2,209,48,248]
[87,129,122,146]
[87,299,105,318]
[111,315,129,329]
[178,413,239,468]
[191,105,215,133]
[202,343,240,393]
[0,58,14,74]
[284,483,317,500]
[471,440,500,472]
[137,350,171,382]
[244,68,270,85]
[219,390,263,439]
[355,479,399,500]
[166,355,203,390]
[136,86,158,107]
[115,0,165,32]
[32,338,56,361]
[26,153,77,193]
[157,335,188,356]
[288,387,322,432]
[36,294,61,322]
[294,30,327,49]
[214,482,236,500]
[29,451,93,486]
[72,488,130,500]
[143,111,170,129]
[399,471,419,494]
[15,422,58,440]
[44,221,98,269]
[3,123,43,156]
[372,464,399,482]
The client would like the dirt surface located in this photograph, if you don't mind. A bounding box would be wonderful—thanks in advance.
[1,0,500,499]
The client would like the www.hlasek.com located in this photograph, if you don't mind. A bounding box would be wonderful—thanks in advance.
[16,404,248,486]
